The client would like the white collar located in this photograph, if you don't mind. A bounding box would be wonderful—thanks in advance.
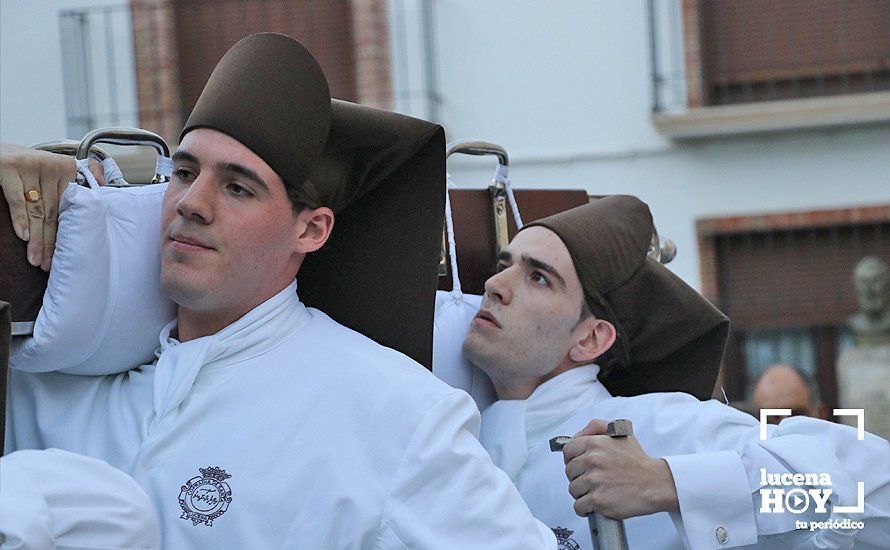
[149,281,310,430]
[479,365,612,479]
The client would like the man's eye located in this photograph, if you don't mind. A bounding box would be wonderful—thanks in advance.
[226,183,252,197]
[173,168,195,181]
[495,263,508,273]
[530,271,550,287]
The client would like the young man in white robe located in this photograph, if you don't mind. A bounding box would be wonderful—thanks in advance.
[3,34,557,548]
[462,195,890,549]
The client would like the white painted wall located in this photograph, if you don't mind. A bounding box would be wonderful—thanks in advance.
[390,0,890,288]
[0,0,137,146]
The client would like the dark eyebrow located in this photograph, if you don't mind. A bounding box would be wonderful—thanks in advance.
[522,254,567,289]
[172,150,199,164]
[497,250,567,289]
[216,162,269,192]
[172,150,269,192]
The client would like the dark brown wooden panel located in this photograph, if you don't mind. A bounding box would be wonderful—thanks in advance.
[0,196,48,325]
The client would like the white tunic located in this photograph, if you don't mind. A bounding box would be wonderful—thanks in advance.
[0,448,159,549]
[479,366,890,550]
[6,283,556,549]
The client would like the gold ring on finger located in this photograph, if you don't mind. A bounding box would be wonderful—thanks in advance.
[25,189,41,202]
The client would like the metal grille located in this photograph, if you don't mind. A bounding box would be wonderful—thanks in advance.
[650,0,890,112]
[717,224,889,329]
[60,4,139,139]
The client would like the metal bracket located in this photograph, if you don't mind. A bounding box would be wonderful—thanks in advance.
[76,127,171,185]
[443,140,512,276]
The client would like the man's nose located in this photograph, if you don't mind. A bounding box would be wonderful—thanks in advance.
[176,176,215,223]
[484,268,513,305]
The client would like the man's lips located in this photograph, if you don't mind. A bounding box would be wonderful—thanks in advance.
[473,309,501,328]
[169,234,214,251]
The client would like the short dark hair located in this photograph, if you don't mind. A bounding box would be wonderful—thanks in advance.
[284,176,323,214]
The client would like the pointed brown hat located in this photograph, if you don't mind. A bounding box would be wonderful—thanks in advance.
[523,196,729,399]
[181,33,332,205]
[181,33,444,368]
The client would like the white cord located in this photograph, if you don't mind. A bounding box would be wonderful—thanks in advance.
[75,158,101,190]
[101,157,125,184]
[155,155,173,178]
[443,185,462,296]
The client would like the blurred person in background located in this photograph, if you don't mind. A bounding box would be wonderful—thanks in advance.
[751,364,829,423]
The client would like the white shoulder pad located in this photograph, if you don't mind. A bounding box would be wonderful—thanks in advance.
[432,290,496,411]
[10,183,174,374]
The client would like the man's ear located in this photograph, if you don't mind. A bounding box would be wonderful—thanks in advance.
[293,206,334,254]
[569,318,616,364]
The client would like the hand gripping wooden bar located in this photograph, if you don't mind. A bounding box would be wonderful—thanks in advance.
[550,419,633,550]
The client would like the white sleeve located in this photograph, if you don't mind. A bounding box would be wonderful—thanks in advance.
[5,363,152,463]
[376,391,556,550]
[663,450,757,549]
[0,448,159,550]
[5,368,109,454]
[654,399,890,549]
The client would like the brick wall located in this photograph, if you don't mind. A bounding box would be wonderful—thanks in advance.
[131,0,184,144]
[681,0,707,108]
[351,0,393,109]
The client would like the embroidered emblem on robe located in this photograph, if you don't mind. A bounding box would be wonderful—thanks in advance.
[553,526,581,550]
[179,466,233,526]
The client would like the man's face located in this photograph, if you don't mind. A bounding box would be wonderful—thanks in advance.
[160,128,304,320]
[462,226,590,395]
[751,365,822,422]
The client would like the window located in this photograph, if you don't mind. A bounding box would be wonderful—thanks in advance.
[60,4,140,139]
[697,207,890,415]
[649,1,890,136]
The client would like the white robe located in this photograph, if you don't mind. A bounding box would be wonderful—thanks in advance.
[6,283,556,549]
[0,448,159,549]
[479,366,890,550]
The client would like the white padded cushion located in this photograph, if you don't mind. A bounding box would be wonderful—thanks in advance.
[10,182,174,374]
[432,290,497,411]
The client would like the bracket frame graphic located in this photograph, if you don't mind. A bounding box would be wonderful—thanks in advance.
[759,408,866,514]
